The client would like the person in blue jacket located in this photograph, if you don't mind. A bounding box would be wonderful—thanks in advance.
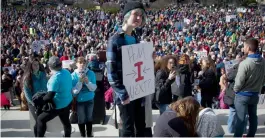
[72,57,97,137]
[22,58,47,137]
[36,56,73,137]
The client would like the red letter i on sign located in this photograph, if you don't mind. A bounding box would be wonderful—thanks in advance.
[134,61,144,82]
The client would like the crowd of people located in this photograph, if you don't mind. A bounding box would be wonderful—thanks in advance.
[1,1,265,137]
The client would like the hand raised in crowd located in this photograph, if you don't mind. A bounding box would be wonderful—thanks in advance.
[168,70,177,80]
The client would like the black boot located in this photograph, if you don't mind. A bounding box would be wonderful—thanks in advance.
[86,122,93,137]
[34,124,37,137]
[78,124,86,137]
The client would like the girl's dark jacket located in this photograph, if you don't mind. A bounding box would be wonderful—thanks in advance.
[199,68,218,100]
[155,69,175,104]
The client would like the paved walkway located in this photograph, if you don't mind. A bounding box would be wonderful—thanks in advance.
[1,108,265,137]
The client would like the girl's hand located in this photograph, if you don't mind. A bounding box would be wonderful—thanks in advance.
[83,77,89,84]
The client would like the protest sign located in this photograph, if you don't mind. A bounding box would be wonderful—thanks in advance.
[32,40,50,52]
[2,66,13,74]
[95,6,101,10]
[29,28,35,35]
[230,15,236,18]
[179,31,183,36]
[32,41,41,52]
[184,18,191,25]
[100,11,105,20]
[122,42,155,101]
[226,15,236,22]
[87,53,97,60]
[237,8,247,13]
[194,51,208,59]
[224,60,240,74]
[226,15,230,22]
[62,60,74,69]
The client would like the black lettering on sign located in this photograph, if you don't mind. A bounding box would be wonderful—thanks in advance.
[127,46,135,63]
[137,47,146,60]
[134,84,140,96]
[126,46,147,64]
[129,86,134,99]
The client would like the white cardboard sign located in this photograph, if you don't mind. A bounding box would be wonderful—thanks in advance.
[226,15,237,22]
[32,40,50,52]
[237,8,247,13]
[62,60,74,69]
[2,66,13,74]
[194,51,208,59]
[184,18,191,25]
[226,15,231,22]
[122,42,155,101]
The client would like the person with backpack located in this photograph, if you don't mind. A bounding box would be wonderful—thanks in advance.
[223,63,240,133]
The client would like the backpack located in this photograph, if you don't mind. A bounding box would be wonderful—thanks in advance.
[223,80,235,106]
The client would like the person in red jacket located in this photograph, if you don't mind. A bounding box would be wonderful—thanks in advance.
[60,51,70,61]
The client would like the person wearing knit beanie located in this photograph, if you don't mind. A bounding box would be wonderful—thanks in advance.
[121,1,147,34]
[122,1,146,17]
[106,1,148,137]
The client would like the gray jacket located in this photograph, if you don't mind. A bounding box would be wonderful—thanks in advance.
[234,56,265,93]
[196,108,225,137]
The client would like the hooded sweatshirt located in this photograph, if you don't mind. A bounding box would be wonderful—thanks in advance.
[71,68,97,102]
[234,54,265,95]
[196,108,225,137]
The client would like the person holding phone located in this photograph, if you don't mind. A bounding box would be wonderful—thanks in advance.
[155,55,177,114]
[172,54,192,101]
[72,57,97,137]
